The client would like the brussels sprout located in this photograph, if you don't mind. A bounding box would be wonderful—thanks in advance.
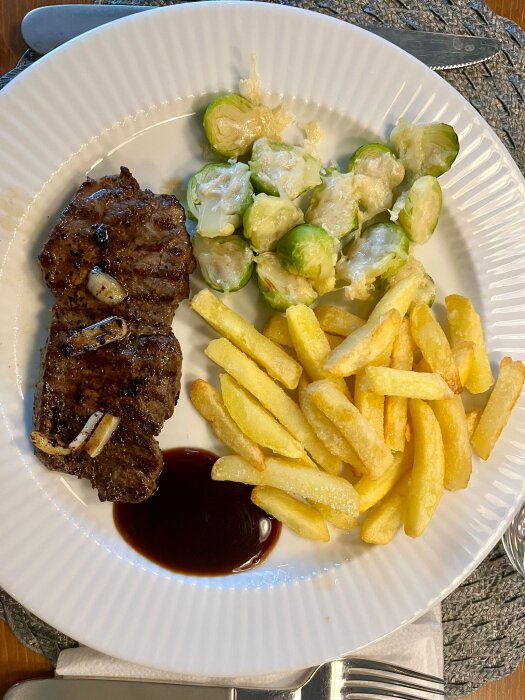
[305,172,359,240]
[249,138,322,200]
[192,234,254,293]
[347,143,405,220]
[390,176,442,244]
[276,224,336,282]
[256,252,317,311]
[187,162,253,238]
[386,256,436,307]
[389,118,459,178]
[336,222,409,300]
[243,193,304,252]
[313,267,336,296]
[203,93,272,158]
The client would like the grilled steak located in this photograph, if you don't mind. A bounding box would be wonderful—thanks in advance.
[33,167,195,502]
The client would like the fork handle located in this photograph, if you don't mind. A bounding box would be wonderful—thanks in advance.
[236,690,298,699]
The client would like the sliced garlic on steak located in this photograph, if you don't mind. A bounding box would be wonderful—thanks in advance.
[64,316,128,356]
[30,431,71,456]
[85,414,120,458]
[68,411,104,452]
[87,267,127,305]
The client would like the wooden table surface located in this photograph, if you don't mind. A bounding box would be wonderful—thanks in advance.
[0,0,524,697]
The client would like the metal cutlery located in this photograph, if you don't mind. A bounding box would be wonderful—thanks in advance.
[5,658,444,699]
[21,4,501,70]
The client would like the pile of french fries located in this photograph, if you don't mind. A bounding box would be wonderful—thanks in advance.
[190,279,525,545]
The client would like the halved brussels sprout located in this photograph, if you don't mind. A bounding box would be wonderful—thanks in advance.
[243,193,304,252]
[347,143,405,220]
[187,162,253,238]
[276,224,336,281]
[390,176,442,244]
[249,138,322,200]
[255,252,317,311]
[389,118,459,178]
[305,172,359,240]
[386,256,436,307]
[336,222,409,300]
[192,234,254,293]
[203,93,276,158]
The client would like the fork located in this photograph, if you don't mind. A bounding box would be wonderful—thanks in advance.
[5,659,445,699]
[237,657,445,699]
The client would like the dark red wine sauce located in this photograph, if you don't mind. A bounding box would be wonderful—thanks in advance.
[114,448,281,575]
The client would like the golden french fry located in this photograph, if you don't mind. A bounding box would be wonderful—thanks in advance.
[431,396,472,490]
[299,377,366,471]
[355,443,413,514]
[252,486,330,542]
[410,303,461,394]
[354,343,392,440]
[368,273,422,321]
[452,341,475,388]
[326,333,344,350]
[206,339,340,474]
[471,357,525,460]
[191,289,302,390]
[360,475,410,545]
[262,314,293,347]
[323,309,402,377]
[190,379,265,471]
[384,318,414,451]
[314,304,365,337]
[212,455,359,516]
[220,374,308,461]
[307,380,394,479]
[286,305,348,394]
[466,409,482,439]
[310,501,359,531]
[445,295,494,394]
[404,399,445,538]
[361,366,453,400]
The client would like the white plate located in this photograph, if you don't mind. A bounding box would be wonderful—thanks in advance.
[0,1,524,677]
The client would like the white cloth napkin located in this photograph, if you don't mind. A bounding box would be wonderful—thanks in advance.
[56,605,443,695]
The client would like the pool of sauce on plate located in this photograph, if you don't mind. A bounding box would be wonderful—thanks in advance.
[114,448,281,575]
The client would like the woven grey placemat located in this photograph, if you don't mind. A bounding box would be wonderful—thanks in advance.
[1,1,524,696]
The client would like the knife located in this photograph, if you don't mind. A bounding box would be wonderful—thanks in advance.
[22,4,501,70]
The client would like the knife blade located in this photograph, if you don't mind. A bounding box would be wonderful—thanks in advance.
[22,4,500,70]
[5,678,234,699]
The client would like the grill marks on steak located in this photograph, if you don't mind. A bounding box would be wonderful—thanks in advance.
[33,167,194,502]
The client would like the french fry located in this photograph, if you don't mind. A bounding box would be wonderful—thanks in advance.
[445,295,494,394]
[190,380,265,471]
[323,309,402,377]
[286,305,348,394]
[384,318,414,451]
[310,501,359,531]
[354,343,392,439]
[262,314,292,347]
[431,396,472,490]
[471,357,525,460]
[326,333,344,350]
[360,475,410,545]
[212,455,359,516]
[252,486,330,542]
[361,366,453,400]
[206,339,341,474]
[410,303,461,394]
[355,443,413,514]
[466,409,482,439]
[220,374,308,461]
[191,289,302,390]
[452,341,475,388]
[307,380,394,479]
[299,377,366,471]
[404,399,445,538]
[368,273,422,321]
[314,304,365,336]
